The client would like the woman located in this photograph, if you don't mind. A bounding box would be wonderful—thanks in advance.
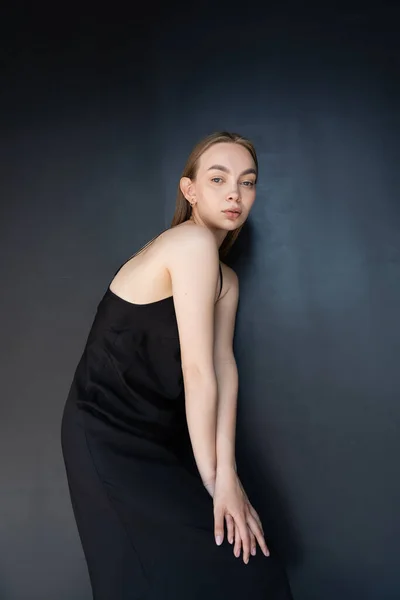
[61,131,292,599]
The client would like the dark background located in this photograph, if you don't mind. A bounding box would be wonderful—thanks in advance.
[1,3,399,599]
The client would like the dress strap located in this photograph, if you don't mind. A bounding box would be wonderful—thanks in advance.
[110,228,168,280]
[218,263,223,298]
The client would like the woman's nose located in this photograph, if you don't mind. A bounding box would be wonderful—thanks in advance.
[227,188,240,200]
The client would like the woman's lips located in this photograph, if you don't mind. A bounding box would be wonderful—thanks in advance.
[223,210,241,219]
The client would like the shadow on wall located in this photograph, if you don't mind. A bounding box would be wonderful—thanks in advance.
[241,443,302,569]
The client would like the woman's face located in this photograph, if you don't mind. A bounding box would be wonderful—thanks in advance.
[181,142,257,231]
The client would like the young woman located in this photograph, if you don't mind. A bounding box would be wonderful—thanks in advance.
[61,131,293,599]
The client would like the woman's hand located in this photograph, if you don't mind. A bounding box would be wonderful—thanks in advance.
[212,466,269,564]
[234,476,270,560]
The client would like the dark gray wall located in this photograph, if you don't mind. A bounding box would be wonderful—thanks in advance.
[1,5,399,599]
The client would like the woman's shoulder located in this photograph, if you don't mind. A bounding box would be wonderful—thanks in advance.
[159,224,238,283]
[160,222,217,256]
[165,222,215,243]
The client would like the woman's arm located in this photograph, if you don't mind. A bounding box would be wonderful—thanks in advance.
[214,359,238,472]
[167,225,221,486]
[212,269,269,560]
[213,266,240,473]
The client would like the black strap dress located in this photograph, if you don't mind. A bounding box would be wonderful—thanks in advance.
[61,240,292,600]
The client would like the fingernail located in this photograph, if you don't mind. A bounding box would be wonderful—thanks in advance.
[251,547,256,555]
[216,535,222,546]
[244,557,249,564]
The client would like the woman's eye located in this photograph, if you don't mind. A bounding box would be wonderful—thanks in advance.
[211,178,255,186]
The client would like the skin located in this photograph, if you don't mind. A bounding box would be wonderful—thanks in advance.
[179,143,269,564]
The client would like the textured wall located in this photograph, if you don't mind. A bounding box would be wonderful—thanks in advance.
[0,5,399,599]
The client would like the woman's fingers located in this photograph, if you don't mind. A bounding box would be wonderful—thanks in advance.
[233,522,241,558]
[229,512,269,562]
[214,506,225,546]
[249,529,257,556]
[225,514,235,544]
[236,514,251,564]
[248,505,264,535]
[246,511,270,557]
[215,502,268,562]
[232,518,257,562]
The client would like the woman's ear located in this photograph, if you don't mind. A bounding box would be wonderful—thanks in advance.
[180,176,195,201]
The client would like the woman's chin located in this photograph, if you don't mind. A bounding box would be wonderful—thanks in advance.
[222,216,244,230]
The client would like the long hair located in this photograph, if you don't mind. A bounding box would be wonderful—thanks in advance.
[170,131,258,260]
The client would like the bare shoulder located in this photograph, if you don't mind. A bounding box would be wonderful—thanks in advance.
[163,222,217,258]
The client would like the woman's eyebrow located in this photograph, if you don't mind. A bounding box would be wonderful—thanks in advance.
[207,164,257,176]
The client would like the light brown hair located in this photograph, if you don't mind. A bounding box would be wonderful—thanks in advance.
[170,131,258,259]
